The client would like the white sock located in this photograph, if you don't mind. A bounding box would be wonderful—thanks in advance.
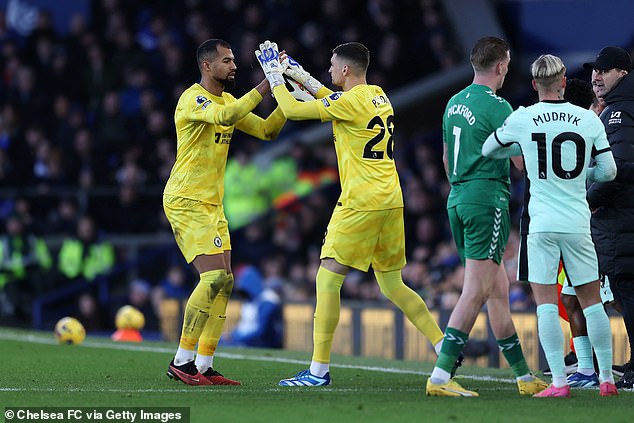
[309,361,329,377]
[174,347,195,366]
[434,340,443,356]
[517,373,534,382]
[195,354,214,373]
[430,367,451,385]
[599,370,614,384]
[552,376,568,388]
[577,368,595,376]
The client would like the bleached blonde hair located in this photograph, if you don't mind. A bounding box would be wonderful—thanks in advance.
[531,54,566,88]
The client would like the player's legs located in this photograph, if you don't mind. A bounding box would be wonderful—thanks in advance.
[532,283,567,388]
[196,272,232,369]
[561,292,596,381]
[168,255,227,385]
[430,204,506,390]
[163,196,232,385]
[375,269,443,347]
[562,233,614,387]
[282,207,373,386]
[373,208,443,350]
[425,259,486,397]
[279,259,346,387]
[175,253,226,362]
[196,209,234,374]
[429,259,493,382]
[486,264,537,387]
[311,259,348,374]
[526,232,568,389]
[575,282,614,384]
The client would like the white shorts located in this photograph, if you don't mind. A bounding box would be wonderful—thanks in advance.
[521,232,599,286]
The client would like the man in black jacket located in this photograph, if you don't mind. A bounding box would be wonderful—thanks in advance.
[584,46,634,390]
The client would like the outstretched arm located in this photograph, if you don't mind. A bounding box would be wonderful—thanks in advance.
[235,106,287,140]
[186,87,265,126]
[272,85,322,120]
[482,130,521,158]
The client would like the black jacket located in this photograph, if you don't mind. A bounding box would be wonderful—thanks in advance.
[588,72,634,277]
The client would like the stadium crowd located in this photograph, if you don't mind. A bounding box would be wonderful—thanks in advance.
[0,0,549,329]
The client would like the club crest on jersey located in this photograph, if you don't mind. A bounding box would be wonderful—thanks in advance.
[196,95,208,104]
[213,236,223,248]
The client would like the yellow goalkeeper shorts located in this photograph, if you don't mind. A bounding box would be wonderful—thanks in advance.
[320,205,406,272]
[163,195,231,263]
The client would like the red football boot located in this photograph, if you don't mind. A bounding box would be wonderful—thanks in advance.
[167,360,212,386]
[201,368,241,385]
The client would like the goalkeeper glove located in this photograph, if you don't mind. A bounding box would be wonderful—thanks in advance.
[281,55,323,96]
[282,74,315,102]
[255,40,284,89]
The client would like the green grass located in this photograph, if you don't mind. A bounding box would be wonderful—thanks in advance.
[0,327,631,423]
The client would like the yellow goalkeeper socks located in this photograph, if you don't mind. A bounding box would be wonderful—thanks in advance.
[175,269,226,363]
[197,273,234,371]
[375,269,443,345]
[312,266,345,365]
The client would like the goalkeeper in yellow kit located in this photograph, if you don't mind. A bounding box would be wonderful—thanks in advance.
[255,40,460,386]
[164,39,286,385]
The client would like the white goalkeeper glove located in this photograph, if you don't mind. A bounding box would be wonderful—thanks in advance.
[281,54,323,96]
[282,74,315,102]
[255,40,284,89]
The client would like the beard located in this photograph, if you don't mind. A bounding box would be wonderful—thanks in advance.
[217,76,236,89]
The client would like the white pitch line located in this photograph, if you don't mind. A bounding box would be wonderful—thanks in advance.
[0,387,427,393]
[0,331,515,384]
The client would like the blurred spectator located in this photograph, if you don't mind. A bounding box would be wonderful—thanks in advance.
[57,215,115,283]
[0,214,53,321]
[224,265,283,348]
[112,278,159,331]
[45,197,79,236]
[153,264,192,302]
[75,291,107,331]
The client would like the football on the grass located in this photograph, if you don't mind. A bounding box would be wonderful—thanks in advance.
[54,317,86,345]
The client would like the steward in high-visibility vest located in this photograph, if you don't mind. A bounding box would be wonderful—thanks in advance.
[57,216,115,282]
[0,216,52,290]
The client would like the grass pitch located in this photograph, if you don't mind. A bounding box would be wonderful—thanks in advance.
[0,327,630,423]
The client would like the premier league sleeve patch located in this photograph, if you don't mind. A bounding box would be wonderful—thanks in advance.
[321,92,343,107]
[328,92,342,101]
[196,95,212,110]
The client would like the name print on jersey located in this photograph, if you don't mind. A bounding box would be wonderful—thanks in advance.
[532,112,580,127]
[372,94,390,108]
[447,104,476,126]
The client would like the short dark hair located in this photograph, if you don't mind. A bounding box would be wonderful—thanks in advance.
[197,39,231,68]
[470,36,510,72]
[332,42,370,73]
[564,78,594,109]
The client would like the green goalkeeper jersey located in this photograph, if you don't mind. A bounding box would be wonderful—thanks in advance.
[443,84,513,209]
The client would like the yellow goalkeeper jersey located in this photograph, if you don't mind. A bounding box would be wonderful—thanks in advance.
[165,83,285,204]
[273,84,402,210]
